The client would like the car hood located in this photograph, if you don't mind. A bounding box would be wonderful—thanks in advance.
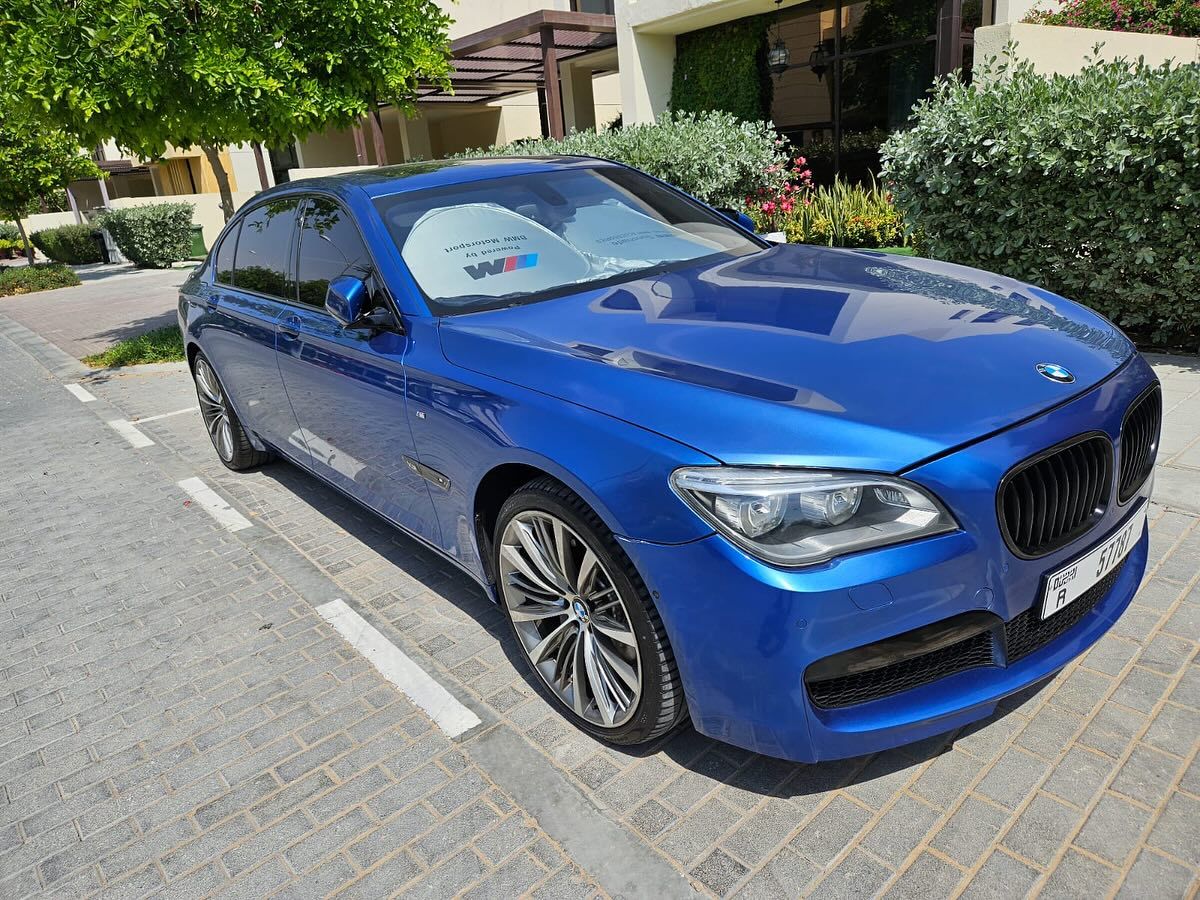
[438,244,1133,471]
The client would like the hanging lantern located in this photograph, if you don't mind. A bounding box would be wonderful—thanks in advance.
[767,37,791,77]
[808,39,833,82]
[767,0,790,78]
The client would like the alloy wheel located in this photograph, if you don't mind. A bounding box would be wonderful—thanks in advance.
[498,510,643,728]
[193,358,235,462]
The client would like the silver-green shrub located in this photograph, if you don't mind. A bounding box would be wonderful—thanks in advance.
[99,203,194,269]
[882,56,1200,346]
[456,111,789,208]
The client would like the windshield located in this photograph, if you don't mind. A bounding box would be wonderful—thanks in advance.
[373,165,763,315]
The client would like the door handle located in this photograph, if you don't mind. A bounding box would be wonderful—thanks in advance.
[279,315,302,339]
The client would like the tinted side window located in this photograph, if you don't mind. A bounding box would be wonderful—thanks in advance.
[296,197,370,308]
[233,198,301,299]
[213,225,238,285]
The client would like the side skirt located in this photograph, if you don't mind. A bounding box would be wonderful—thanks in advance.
[258,437,497,600]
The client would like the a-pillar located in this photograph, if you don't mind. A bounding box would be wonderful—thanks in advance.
[560,63,596,135]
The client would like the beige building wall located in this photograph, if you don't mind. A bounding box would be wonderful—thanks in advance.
[975,23,1200,79]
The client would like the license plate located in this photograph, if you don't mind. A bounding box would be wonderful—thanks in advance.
[1041,503,1146,620]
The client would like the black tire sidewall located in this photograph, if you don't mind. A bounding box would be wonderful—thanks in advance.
[494,483,678,746]
[191,352,268,471]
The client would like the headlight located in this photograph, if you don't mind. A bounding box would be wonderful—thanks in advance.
[671,467,957,566]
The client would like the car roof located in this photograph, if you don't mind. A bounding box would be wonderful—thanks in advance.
[279,155,619,202]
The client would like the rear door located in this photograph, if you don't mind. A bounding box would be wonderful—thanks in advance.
[275,195,440,544]
[201,197,307,456]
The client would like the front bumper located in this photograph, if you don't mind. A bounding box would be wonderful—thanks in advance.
[620,355,1157,762]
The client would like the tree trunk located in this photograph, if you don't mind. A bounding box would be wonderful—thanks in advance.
[200,143,235,222]
[252,144,271,190]
[12,215,34,266]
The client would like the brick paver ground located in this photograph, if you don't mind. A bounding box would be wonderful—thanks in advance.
[0,265,187,359]
[1,287,1197,898]
[0,327,611,898]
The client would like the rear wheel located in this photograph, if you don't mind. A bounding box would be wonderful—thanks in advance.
[494,477,687,745]
[191,352,272,471]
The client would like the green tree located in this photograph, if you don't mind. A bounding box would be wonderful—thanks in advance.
[0,118,101,265]
[0,0,452,220]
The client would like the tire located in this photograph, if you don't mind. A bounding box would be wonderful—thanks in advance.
[494,477,687,745]
[191,351,272,471]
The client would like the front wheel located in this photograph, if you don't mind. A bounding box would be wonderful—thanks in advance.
[191,352,272,471]
[494,477,687,745]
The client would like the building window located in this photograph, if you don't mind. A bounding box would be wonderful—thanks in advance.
[765,0,976,181]
[571,0,614,13]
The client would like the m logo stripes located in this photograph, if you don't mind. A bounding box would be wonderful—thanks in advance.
[463,253,539,280]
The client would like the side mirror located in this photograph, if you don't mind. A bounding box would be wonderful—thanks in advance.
[325,275,367,327]
[714,206,758,234]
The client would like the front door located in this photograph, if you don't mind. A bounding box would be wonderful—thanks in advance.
[275,196,441,545]
[201,197,306,454]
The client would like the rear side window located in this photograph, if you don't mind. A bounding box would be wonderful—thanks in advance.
[233,198,301,299]
[213,226,237,285]
[296,197,371,308]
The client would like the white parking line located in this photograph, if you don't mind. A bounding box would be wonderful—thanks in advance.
[65,383,97,403]
[106,419,154,448]
[178,477,253,532]
[316,598,482,738]
[133,406,199,423]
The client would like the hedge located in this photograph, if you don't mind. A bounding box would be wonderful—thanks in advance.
[670,16,773,123]
[881,57,1200,347]
[99,203,194,269]
[0,263,81,296]
[457,111,789,208]
[30,224,103,264]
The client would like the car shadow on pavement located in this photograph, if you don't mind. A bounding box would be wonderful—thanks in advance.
[70,262,197,283]
[87,311,181,347]
[248,457,1057,797]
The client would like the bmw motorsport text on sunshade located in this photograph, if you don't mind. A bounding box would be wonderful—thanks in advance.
[179,157,1160,762]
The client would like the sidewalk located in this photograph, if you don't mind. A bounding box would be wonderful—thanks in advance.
[0,264,188,359]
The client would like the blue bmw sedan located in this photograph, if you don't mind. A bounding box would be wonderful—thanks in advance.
[179,157,1160,763]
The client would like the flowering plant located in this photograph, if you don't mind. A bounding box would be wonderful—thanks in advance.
[1023,0,1200,36]
[744,156,815,232]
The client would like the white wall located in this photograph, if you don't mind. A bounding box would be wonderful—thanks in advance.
[108,191,259,249]
[11,211,78,239]
[993,0,1042,25]
[975,23,1200,79]
[619,0,784,34]
[10,190,264,251]
[438,0,572,39]
[227,144,274,192]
